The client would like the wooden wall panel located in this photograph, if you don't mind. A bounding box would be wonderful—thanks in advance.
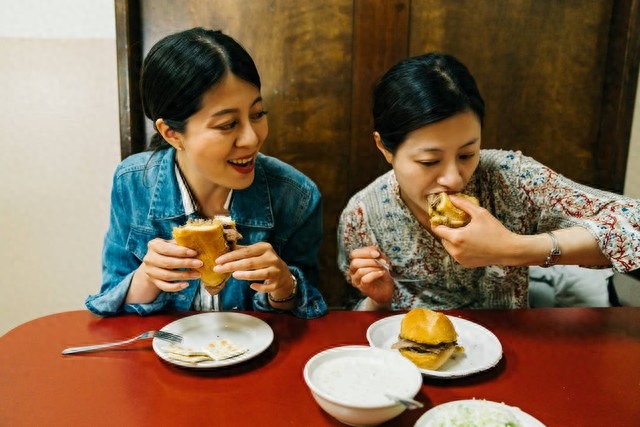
[410,1,613,188]
[116,0,639,308]
[349,1,410,194]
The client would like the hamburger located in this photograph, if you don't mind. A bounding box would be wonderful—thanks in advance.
[391,308,463,370]
[426,192,479,228]
[172,217,242,295]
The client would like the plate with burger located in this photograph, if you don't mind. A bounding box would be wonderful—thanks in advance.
[366,308,502,378]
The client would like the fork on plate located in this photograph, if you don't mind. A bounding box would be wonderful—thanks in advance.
[62,330,183,355]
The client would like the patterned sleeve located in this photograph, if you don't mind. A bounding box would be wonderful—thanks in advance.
[337,193,384,308]
[504,151,640,272]
[337,199,376,281]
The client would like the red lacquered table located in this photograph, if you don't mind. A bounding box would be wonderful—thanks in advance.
[1,308,639,426]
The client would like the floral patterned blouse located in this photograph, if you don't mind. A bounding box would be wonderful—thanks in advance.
[337,149,640,310]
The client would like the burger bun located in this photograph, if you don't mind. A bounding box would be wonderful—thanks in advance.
[400,307,458,345]
[398,346,457,371]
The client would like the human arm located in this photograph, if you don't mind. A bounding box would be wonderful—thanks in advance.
[433,194,611,268]
[258,180,326,318]
[212,242,298,311]
[126,238,203,304]
[432,149,640,270]
[85,160,200,316]
[218,167,327,318]
[337,193,404,311]
[345,247,395,309]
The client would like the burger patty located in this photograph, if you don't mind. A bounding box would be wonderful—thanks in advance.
[391,337,458,354]
[222,227,242,243]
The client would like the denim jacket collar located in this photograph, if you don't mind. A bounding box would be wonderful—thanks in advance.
[230,157,274,229]
[146,148,274,229]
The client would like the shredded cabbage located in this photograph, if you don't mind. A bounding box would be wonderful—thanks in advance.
[424,401,521,427]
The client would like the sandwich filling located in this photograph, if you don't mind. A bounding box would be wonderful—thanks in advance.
[426,192,479,228]
[391,337,458,355]
[172,217,243,290]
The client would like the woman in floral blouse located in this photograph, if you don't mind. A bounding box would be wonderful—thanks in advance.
[338,52,640,311]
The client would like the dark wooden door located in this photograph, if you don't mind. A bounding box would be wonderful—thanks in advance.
[115,0,640,308]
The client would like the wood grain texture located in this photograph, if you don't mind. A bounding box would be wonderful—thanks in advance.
[410,0,613,187]
[350,0,410,194]
[116,0,640,308]
[115,0,144,158]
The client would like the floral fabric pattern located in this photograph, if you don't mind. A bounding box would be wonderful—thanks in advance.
[337,149,640,310]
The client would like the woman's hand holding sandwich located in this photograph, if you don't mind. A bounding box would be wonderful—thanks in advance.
[214,242,297,306]
[127,239,296,307]
[126,238,203,304]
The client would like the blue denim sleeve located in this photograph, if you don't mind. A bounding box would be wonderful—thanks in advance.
[85,270,171,316]
[253,265,327,318]
[84,167,173,316]
[252,183,327,318]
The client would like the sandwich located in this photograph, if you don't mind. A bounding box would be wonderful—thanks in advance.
[426,192,479,228]
[172,217,242,295]
[391,308,463,370]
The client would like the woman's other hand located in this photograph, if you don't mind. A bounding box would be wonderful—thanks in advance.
[213,242,295,300]
[348,246,394,307]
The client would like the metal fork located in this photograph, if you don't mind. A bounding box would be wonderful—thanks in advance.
[384,394,424,410]
[373,258,428,282]
[62,330,183,355]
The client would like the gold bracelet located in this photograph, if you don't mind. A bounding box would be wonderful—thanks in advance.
[541,231,561,268]
[268,275,297,303]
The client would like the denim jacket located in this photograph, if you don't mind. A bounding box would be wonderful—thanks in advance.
[86,148,327,318]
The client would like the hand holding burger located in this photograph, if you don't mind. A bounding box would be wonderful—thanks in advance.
[427,192,479,228]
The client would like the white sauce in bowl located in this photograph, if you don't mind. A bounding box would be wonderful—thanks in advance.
[309,350,420,407]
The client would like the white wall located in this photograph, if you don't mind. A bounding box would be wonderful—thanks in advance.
[0,0,120,335]
[0,2,639,336]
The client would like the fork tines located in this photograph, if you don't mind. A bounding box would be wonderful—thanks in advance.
[155,331,183,343]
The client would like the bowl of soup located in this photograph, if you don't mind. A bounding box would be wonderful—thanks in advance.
[303,345,423,426]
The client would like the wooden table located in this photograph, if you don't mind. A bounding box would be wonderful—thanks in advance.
[1,308,639,426]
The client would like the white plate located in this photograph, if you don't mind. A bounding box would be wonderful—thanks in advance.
[366,314,502,378]
[152,312,274,369]
[414,399,546,427]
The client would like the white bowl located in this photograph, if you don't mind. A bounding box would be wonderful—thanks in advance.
[303,345,423,426]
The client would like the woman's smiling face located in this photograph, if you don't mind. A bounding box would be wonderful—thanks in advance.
[176,73,269,191]
[376,110,482,224]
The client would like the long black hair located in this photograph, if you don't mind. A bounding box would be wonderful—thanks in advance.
[140,27,261,150]
[373,52,485,153]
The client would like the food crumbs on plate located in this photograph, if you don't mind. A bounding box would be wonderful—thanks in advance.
[162,339,248,364]
[161,344,212,364]
[203,339,248,361]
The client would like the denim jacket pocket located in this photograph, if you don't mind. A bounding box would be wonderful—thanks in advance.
[126,225,166,262]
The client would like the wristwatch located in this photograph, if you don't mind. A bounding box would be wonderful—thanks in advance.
[541,232,561,268]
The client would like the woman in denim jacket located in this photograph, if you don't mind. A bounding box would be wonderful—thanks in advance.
[86,28,327,318]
